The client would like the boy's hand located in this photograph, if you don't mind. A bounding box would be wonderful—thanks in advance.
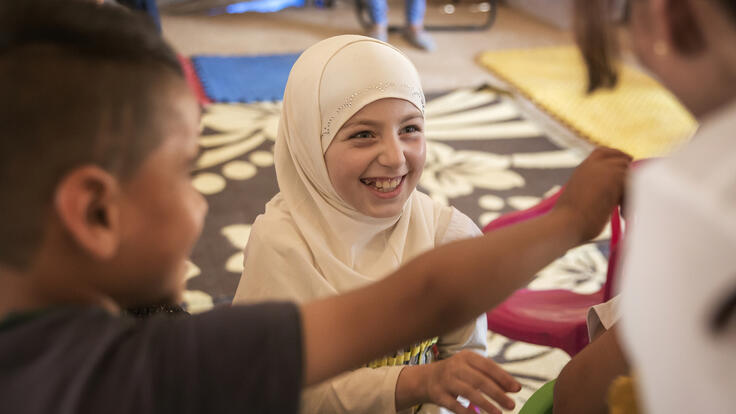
[423,350,520,414]
[554,147,632,244]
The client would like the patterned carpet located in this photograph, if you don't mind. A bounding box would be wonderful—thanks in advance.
[184,86,611,412]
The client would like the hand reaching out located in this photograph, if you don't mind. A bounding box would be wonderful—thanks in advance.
[555,147,632,244]
[422,350,521,414]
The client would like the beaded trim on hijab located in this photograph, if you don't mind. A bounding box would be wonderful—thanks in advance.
[320,81,425,139]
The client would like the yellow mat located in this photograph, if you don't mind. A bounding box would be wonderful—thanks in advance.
[478,46,697,159]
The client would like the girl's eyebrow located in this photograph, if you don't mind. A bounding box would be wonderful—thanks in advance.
[342,119,381,129]
[342,113,423,129]
[400,113,423,123]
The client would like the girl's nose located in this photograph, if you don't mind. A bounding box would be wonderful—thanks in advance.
[377,134,406,168]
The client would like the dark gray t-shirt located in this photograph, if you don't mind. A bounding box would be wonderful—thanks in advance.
[0,302,302,414]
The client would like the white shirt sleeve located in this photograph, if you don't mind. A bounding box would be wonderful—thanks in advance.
[586,295,621,341]
[300,366,405,414]
[441,207,483,241]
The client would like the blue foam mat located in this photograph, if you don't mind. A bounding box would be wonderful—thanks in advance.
[192,53,300,103]
[221,0,305,14]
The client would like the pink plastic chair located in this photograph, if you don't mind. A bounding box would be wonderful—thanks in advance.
[483,188,622,356]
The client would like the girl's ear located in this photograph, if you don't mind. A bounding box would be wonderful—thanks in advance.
[54,165,121,260]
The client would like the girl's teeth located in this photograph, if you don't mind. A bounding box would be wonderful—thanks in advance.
[361,177,403,192]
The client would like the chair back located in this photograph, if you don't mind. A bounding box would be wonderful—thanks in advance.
[482,188,623,300]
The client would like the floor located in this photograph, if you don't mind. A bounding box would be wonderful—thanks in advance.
[161,0,575,94]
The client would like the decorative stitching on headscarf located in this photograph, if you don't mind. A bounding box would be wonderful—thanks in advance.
[320,81,425,139]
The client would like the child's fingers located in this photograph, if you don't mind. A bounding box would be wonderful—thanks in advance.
[592,146,633,160]
[584,147,633,170]
[436,393,485,414]
[466,353,521,393]
[450,380,504,414]
[456,368,516,411]
[610,158,634,173]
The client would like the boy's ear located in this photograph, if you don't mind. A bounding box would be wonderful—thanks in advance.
[54,166,121,260]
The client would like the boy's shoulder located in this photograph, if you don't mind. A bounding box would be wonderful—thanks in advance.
[0,306,130,348]
[0,303,304,414]
[0,307,135,412]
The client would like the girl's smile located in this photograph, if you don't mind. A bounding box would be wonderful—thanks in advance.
[324,97,425,218]
[360,174,407,198]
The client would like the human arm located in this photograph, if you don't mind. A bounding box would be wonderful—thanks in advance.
[300,366,405,413]
[394,348,520,413]
[394,261,509,412]
[301,214,499,414]
[302,207,584,413]
[301,148,631,411]
[553,325,629,414]
[393,215,514,413]
[298,321,497,414]
[298,332,500,414]
[392,314,520,414]
[433,211,488,360]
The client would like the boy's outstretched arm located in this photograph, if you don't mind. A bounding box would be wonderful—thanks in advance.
[301,147,631,391]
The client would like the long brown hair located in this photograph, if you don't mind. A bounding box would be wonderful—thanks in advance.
[573,0,625,92]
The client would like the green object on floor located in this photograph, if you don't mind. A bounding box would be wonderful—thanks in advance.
[519,380,555,414]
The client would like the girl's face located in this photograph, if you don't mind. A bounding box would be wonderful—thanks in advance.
[324,98,425,218]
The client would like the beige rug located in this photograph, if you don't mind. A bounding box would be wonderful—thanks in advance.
[184,87,620,412]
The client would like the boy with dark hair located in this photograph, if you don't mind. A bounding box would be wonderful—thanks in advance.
[0,1,631,413]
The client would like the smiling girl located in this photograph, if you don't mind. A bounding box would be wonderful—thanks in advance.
[233,35,520,414]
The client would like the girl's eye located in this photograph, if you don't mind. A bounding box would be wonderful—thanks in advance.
[350,131,374,139]
[402,125,421,134]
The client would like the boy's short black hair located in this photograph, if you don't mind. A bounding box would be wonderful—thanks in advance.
[0,0,184,270]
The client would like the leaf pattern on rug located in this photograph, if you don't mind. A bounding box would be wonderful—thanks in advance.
[185,87,607,412]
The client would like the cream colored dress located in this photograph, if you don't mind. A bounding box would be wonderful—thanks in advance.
[233,35,487,414]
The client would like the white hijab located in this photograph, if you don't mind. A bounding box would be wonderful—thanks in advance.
[234,35,454,303]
